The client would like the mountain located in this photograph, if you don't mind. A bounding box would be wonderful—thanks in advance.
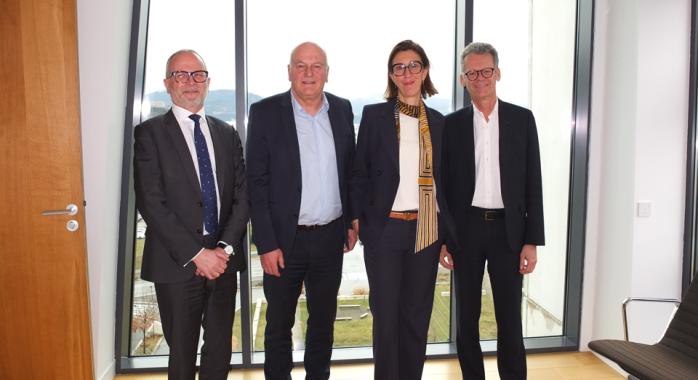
[146,90,263,123]
[145,90,452,125]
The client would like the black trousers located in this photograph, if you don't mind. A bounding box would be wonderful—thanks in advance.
[364,218,440,380]
[263,218,344,380]
[453,207,526,380]
[154,268,237,380]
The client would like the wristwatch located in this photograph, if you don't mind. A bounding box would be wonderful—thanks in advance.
[217,242,234,256]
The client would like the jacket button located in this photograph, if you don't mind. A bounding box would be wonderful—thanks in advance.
[197,201,203,207]
[196,228,202,233]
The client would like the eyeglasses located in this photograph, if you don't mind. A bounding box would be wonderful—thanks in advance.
[168,70,209,84]
[463,67,495,81]
[293,63,327,73]
[391,60,424,76]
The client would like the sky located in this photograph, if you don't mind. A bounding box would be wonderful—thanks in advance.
[144,0,456,101]
[143,0,574,111]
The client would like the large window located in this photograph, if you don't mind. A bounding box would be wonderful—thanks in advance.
[245,0,456,355]
[473,0,577,339]
[126,0,242,360]
[116,0,593,371]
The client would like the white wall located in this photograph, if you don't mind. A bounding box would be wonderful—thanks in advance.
[76,0,132,378]
[581,0,689,352]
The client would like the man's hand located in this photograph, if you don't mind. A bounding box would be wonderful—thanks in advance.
[344,227,358,253]
[439,244,454,270]
[193,248,229,280]
[519,244,538,274]
[351,219,359,236]
[260,248,285,277]
[195,247,230,277]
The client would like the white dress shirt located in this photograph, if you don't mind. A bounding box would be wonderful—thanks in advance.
[471,101,504,209]
[171,105,224,265]
[392,113,420,211]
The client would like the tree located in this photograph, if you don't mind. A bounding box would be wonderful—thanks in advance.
[132,301,159,354]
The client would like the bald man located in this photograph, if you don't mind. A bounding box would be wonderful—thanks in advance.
[134,50,248,380]
[246,42,357,380]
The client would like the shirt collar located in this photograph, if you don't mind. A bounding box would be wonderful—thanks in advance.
[172,104,207,126]
[472,99,498,119]
[290,91,329,117]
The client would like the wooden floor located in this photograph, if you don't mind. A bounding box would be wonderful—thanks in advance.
[116,351,623,379]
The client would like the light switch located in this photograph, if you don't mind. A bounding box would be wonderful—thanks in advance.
[637,201,652,218]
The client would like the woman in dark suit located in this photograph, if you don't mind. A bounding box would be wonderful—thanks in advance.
[351,40,449,380]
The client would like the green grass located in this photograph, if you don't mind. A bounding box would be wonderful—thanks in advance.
[249,276,498,350]
[135,238,145,273]
[135,235,497,350]
[299,297,373,348]
[428,283,452,343]
[254,303,268,351]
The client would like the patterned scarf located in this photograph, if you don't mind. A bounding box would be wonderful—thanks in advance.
[394,99,438,253]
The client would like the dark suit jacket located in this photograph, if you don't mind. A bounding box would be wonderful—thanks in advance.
[442,100,545,254]
[246,91,355,256]
[134,109,249,283]
[350,99,451,248]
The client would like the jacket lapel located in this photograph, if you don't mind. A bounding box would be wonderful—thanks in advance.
[384,99,399,171]
[327,95,346,185]
[497,100,511,191]
[207,116,227,199]
[281,92,302,183]
[163,110,201,197]
[462,105,476,190]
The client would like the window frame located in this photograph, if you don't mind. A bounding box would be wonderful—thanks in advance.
[115,0,594,372]
[684,0,698,291]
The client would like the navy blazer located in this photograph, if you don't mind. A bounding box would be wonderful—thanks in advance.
[350,99,452,249]
[442,100,545,254]
[246,91,355,256]
[134,110,249,283]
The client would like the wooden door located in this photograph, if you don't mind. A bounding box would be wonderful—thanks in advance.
[0,0,94,378]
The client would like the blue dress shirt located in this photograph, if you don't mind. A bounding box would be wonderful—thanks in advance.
[291,93,342,225]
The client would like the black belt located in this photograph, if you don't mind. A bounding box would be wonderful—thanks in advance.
[470,207,505,221]
[297,217,340,231]
[297,224,323,231]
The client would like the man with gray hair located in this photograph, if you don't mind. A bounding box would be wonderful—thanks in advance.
[246,41,357,380]
[134,49,248,379]
[440,42,545,379]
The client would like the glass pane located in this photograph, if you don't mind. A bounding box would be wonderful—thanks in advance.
[247,0,457,351]
[140,0,237,123]
[132,215,243,356]
[474,0,576,338]
[130,0,240,356]
[131,217,162,355]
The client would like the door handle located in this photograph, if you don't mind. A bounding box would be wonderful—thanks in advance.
[42,203,79,216]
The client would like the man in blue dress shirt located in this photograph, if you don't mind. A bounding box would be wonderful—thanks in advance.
[246,42,358,380]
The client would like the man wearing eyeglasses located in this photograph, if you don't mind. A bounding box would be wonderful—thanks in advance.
[133,49,248,380]
[246,42,357,380]
[439,42,545,380]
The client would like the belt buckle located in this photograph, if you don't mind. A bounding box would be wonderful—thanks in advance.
[484,210,496,221]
